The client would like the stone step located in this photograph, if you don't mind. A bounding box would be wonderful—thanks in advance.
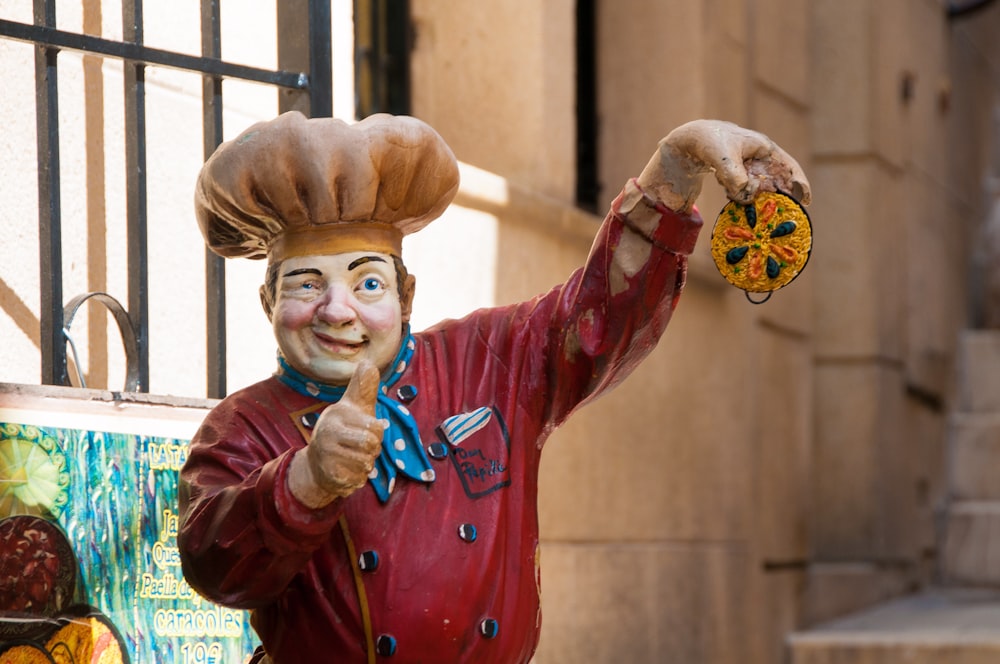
[943,501,1000,585]
[949,413,1000,501]
[956,330,1000,413]
[787,588,1000,664]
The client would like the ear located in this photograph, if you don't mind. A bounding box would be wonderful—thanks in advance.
[399,273,416,324]
[259,284,273,321]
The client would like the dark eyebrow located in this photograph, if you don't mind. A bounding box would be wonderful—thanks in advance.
[348,256,388,271]
[282,267,322,278]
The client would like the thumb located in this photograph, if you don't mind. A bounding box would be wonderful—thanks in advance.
[716,157,753,204]
[341,359,381,415]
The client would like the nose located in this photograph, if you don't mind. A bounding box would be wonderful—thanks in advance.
[315,285,356,325]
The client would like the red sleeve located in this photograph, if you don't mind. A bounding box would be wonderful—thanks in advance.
[426,184,703,439]
[544,184,703,421]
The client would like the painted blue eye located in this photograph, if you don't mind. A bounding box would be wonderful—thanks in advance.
[362,278,382,291]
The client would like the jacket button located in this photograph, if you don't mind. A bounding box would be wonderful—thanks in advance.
[397,385,418,401]
[458,523,477,543]
[376,634,397,656]
[300,412,320,428]
[427,442,449,460]
[359,550,379,572]
[480,618,499,639]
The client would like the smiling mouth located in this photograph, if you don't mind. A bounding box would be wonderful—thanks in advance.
[313,331,367,355]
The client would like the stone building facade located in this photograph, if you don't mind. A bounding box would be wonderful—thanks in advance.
[1,0,999,661]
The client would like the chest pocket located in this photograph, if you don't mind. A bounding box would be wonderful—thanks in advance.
[435,406,511,499]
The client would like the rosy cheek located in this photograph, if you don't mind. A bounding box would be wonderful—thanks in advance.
[359,302,400,334]
[274,301,314,331]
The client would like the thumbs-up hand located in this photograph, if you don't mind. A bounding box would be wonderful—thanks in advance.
[288,360,386,508]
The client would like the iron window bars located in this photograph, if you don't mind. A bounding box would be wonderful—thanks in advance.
[0,0,333,397]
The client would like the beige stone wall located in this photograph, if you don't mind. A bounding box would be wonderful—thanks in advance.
[806,0,998,629]
[2,0,999,662]
[409,0,577,201]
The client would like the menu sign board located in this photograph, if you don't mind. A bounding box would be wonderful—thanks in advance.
[0,389,259,663]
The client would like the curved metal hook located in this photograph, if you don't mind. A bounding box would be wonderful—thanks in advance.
[62,292,140,392]
[745,290,773,305]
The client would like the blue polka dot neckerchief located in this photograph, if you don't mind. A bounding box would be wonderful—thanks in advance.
[275,330,434,503]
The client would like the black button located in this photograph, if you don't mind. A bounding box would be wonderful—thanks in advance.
[397,385,418,402]
[376,634,397,656]
[300,412,320,428]
[458,523,477,543]
[359,550,379,572]
[427,442,449,460]
[480,618,499,639]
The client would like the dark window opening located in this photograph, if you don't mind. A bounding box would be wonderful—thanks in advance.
[575,0,599,212]
[354,0,411,117]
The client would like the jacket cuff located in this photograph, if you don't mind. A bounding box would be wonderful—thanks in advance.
[611,178,703,256]
[255,449,342,552]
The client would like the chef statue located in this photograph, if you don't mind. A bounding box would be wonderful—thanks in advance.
[178,111,810,663]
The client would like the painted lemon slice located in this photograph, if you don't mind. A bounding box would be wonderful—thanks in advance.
[0,425,69,519]
[710,191,812,298]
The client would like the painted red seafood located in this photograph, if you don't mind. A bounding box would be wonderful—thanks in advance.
[0,516,76,641]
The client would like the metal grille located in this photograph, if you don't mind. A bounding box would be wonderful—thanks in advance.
[0,0,334,398]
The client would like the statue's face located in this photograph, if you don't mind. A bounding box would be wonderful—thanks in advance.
[272,251,409,385]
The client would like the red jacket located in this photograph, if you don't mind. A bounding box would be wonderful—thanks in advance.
[178,188,702,662]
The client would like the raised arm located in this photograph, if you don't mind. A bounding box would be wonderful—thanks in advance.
[533,120,811,427]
